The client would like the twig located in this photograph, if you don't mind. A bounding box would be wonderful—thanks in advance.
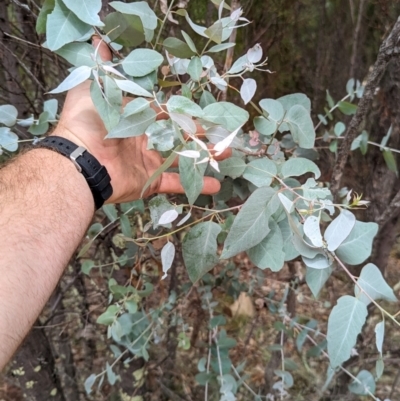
[221,0,240,101]
[0,41,46,91]
[330,16,400,198]
[349,0,366,79]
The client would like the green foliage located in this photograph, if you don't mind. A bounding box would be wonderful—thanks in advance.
[3,0,397,398]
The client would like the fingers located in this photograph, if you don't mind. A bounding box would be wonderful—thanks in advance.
[91,35,112,62]
[157,172,221,196]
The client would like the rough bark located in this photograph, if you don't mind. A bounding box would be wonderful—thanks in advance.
[330,16,400,197]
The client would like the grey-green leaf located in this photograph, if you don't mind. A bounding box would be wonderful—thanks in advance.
[122,98,150,118]
[62,0,103,26]
[254,116,277,136]
[348,370,376,396]
[0,105,18,127]
[110,1,157,30]
[167,96,203,118]
[327,295,368,368]
[0,128,18,152]
[335,221,378,265]
[303,216,323,247]
[281,158,321,179]
[375,321,384,355]
[46,0,92,51]
[221,187,279,259]
[182,222,222,283]
[149,195,175,229]
[203,102,249,131]
[56,42,97,67]
[306,266,333,298]
[259,99,284,121]
[49,65,92,94]
[240,78,256,105]
[187,57,203,81]
[106,108,156,138]
[90,81,120,132]
[163,37,195,59]
[243,158,277,187]
[145,120,177,151]
[324,210,356,252]
[285,105,316,149]
[247,219,285,271]
[122,49,164,77]
[114,79,152,97]
[277,93,311,112]
[354,263,397,305]
[179,142,207,204]
[218,157,246,179]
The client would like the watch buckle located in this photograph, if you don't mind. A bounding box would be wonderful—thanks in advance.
[69,146,86,173]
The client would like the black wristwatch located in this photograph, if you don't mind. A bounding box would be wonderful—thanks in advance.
[33,136,113,209]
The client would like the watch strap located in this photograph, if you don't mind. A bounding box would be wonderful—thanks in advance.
[33,136,113,209]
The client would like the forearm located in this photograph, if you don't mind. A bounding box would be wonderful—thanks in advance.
[0,145,94,369]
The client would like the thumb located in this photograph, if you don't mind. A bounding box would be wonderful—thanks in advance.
[91,35,112,62]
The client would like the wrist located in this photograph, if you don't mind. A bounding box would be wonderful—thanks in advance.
[35,133,113,208]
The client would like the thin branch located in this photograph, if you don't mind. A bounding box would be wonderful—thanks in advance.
[330,16,400,198]
[221,0,240,101]
[349,0,366,79]
[0,41,46,91]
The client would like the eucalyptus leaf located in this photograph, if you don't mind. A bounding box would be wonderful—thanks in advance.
[348,370,376,396]
[36,0,55,34]
[324,210,356,252]
[114,79,153,97]
[259,99,284,121]
[285,105,315,149]
[62,0,103,26]
[106,108,156,138]
[247,219,285,271]
[179,142,207,204]
[110,1,157,30]
[327,295,368,368]
[254,116,277,136]
[203,102,249,131]
[145,120,177,151]
[306,266,333,298]
[49,65,92,94]
[163,37,196,58]
[122,49,164,77]
[207,43,236,53]
[182,222,222,282]
[354,263,397,305]
[375,321,384,355]
[187,57,203,81]
[90,81,120,132]
[281,158,321,179]
[167,96,203,118]
[123,98,150,118]
[0,128,18,152]
[56,42,97,67]
[0,105,18,127]
[218,157,246,179]
[243,158,277,187]
[240,78,257,105]
[46,0,92,51]
[161,242,175,279]
[221,187,279,259]
[335,221,378,265]
[303,216,323,247]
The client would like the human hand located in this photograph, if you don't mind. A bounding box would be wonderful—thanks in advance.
[53,37,228,204]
